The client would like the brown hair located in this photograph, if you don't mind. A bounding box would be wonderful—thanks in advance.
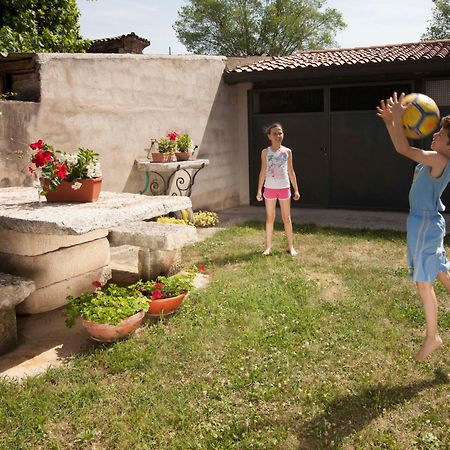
[263,122,283,135]
[441,115,450,145]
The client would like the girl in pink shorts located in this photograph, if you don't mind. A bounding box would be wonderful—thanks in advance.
[256,123,300,256]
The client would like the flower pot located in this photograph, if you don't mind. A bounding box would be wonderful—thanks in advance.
[81,310,146,342]
[147,292,187,317]
[43,177,102,203]
[151,153,172,163]
[175,152,192,161]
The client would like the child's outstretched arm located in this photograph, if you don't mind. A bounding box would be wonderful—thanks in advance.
[377,92,444,171]
[256,149,267,202]
[288,150,300,201]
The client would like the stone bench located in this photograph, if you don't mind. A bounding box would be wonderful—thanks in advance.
[108,221,198,280]
[0,273,35,355]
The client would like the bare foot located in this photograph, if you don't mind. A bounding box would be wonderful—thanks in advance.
[287,247,298,256]
[262,248,271,256]
[415,335,443,361]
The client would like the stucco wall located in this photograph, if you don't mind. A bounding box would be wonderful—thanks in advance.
[0,53,251,211]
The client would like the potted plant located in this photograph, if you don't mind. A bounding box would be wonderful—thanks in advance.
[175,133,192,161]
[131,267,199,317]
[27,139,102,202]
[152,131,178,162]
[64,282,149,342]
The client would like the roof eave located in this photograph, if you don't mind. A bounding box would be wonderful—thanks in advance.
[223,59,450,84]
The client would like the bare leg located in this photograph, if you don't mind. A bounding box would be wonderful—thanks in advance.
[279,198,297,256]
[263,198,277,255]
[437,270,450,293]
[415,281,443,361]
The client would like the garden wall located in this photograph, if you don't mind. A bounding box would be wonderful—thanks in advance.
[0,53,251,211]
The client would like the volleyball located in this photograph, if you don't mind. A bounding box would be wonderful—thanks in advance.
[401,93,440,139]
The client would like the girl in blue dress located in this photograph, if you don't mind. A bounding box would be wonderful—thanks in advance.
[377,92,450,361]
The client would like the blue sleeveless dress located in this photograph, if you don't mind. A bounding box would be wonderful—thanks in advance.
[407,162,450,281]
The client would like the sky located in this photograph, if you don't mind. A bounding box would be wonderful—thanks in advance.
[76,0,436,55]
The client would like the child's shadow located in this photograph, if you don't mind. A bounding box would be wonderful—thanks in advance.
[297,369,448,449]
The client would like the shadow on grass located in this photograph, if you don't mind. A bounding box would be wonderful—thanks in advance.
[297,369,449,449]
[238,220,407,242]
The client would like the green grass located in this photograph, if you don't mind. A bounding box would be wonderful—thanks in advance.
[0,223,449,449]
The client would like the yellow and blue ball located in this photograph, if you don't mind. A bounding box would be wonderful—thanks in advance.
[401,93,440,140]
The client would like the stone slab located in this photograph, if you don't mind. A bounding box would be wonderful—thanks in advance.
[134,158,210,173]
[17,266,112,314]
[0,187,192,235]
[0,238,110,289]
[0,272,35,309]
[0,228,108,256]
[109,222,198,250]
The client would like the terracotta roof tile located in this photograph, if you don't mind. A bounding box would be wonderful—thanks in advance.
[91,32,150,45]
[226,40,450,74]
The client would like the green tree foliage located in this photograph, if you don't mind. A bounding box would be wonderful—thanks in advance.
[173,0,346,56]
[0,0,90,52]
[421,0,450,40]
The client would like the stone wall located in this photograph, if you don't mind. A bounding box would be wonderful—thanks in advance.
[0,53,251,211]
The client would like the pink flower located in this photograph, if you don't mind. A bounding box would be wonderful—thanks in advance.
[167,131,178,141]
[92,280,102,288]
[152,289,163,299]
[31,150,52,168]
[56,163,68,179]
[29,139,44,150]
[154,282,164,289]
[197,264,207,272]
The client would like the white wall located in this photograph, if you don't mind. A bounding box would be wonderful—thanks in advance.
[0,53,251,211]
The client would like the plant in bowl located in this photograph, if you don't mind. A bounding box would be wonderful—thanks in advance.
[64,283,149,342]
[131,267,199,317]
[175,133,192,161]
[26,139,102,202]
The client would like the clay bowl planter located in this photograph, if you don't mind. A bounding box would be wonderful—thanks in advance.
[174,152,191,161]
[81,310,146,343]
[151,153,172,163]
[43,177,102,203]
[147,292,188,317]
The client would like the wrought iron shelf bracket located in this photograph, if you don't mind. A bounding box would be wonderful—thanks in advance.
[135,159,210,197]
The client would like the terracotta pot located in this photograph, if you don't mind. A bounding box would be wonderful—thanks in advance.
[151,153,172,163]
[175,152,192,161]
[81,310,146,342]
[43,177,102,203]
[148,292,187,317]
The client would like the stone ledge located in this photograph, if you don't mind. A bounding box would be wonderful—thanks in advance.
[109,221,198,251]
[0,272,35,309]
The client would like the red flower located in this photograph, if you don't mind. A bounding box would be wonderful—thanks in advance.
[92,280,102,288]
[31,150,52,168]
[197,264,207,272]
[152,289,163,299]
[28,166,35,174]
[56,163,68,179]
[167,131,178,141]
[154,282,164,288]
[29,139,44,150]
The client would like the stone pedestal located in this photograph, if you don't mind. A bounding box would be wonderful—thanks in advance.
[0,231,111,314]
[0,273,35,354]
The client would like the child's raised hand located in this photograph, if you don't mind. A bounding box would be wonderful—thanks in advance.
[376,97,393,124]
[388,91,408,119]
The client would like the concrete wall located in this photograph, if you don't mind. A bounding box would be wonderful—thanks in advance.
[0,53,251,211]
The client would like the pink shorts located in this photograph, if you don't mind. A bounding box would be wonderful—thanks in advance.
[263,187,291,200]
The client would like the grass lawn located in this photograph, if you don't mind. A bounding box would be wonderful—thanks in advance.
[0,222,449,449]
